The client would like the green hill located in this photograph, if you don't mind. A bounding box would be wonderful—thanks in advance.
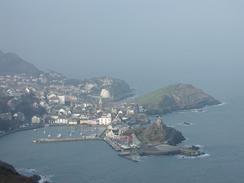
[135,84,220,114]
[136,84,180,106]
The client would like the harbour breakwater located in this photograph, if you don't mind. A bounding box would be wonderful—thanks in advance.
[32,135,142,162]
[32,136,103,143]
[32,135,204,162]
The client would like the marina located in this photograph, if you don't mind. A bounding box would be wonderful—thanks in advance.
[32,125,106,143]
[31,125,141,162]
[32,136,103,144]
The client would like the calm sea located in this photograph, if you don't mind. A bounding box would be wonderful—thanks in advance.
[0,90,244,183]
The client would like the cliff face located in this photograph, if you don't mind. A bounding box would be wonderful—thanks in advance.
[0,50,42,76]
[0,161,41,183]
[136,84,220,115]
[133,118,185,146]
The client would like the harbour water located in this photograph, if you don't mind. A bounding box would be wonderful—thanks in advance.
[0,93,244,183]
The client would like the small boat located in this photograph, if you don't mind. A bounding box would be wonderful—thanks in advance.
[48,134,51,138]
[32,140,40,143]
[57,133,62,138]
[183,122,192,126]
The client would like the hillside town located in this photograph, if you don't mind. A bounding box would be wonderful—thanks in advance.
[0,73,149,153]
[0,73,206,160]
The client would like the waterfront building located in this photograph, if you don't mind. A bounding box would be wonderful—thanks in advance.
[68,119,78,125]
[54,118,68,124]
[98,113,112,125]
[80,119,97,125]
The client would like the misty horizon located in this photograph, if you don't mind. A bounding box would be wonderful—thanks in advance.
[1,1,244,183]
[0,0,243,95]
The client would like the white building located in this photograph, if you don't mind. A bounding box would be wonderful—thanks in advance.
[32,116,41,124]
[68,120,78,125]
[58,96,65,105]
[80,119,97,125]
[54,118,68,124]
[98,113,112,125]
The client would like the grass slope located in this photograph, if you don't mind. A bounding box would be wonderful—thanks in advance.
[135,84,180,105]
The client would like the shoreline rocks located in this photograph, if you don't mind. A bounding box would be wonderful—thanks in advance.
[0,160,48,183]
[124,117,204,158]
[139,144,204,157]
[128,117,185,146]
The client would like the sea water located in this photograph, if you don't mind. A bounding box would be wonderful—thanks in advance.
[0,93,244,183]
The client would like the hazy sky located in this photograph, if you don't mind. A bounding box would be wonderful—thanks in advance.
[0,0,243,95]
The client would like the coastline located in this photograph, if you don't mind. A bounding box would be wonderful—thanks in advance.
[0,103,216,161]
[0,124,44,138]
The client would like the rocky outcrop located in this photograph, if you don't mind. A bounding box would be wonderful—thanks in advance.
[0,160,43,183]
[0,50,42,76]
[139,144,181,156]
[127,117,185,146]
[139,144,204,156]
[136,84,221,115]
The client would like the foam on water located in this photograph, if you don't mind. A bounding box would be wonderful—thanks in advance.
[177,108,207,114]
[215,102,226,107]
[171,102,226,115]
[17,168,53,183]
[18,168,37,176]
[177,153,210,160]
[39,175,53,183]
[190,109,207,113]
[182,144,204,148]
[184,137,190,141]
[194,144,204,148]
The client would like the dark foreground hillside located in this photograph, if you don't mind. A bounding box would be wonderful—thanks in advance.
[0,161,45,183]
